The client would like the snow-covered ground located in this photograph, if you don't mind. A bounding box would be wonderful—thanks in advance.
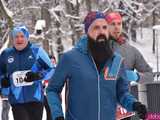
[0,99,46,120]
[131,28,159,73]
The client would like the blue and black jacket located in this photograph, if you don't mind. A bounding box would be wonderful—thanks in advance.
[0,42,54,104]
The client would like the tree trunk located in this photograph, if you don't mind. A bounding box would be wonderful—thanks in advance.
[85,0,92,12]
[0,0,13,47]
[152,10,156,54]
[0,0,13,28]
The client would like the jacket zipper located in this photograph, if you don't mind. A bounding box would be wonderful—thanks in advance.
[19,53,25,102]
[90,55,101,120]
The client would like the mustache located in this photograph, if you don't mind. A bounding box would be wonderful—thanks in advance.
[88,35,113,63]
[96,34,107,42]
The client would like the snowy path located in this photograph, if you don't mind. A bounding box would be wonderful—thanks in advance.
[130,28,159,72]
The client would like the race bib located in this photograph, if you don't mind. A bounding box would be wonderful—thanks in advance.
[12,70,34,87]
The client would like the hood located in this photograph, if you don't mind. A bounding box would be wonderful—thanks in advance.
[75,35,89,54]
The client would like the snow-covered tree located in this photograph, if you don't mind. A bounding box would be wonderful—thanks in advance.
[1,0,160,56]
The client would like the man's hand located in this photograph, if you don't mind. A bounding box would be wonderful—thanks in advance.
[24,72,43,82]
[133,102,147,119]
[55,116,64,120]
[1,77,10,88]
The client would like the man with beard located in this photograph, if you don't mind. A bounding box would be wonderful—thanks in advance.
[47,11,147,120]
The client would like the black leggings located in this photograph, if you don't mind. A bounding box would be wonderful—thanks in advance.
[44,96,52,120]
[11,102,43,120]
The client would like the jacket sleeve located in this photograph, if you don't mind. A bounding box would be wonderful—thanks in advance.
[46,53,70,120]
[0,50,10,95]
[133,47,154,84]
[116,62,137,111]
[32,47,55,80]
[0,51,8,84]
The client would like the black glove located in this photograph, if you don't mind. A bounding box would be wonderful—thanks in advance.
[24,71,43,82]
[55,116,64,120]
[1,77,10,88]
[133,102,147,119]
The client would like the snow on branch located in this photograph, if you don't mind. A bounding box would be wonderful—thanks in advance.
[49,9,61,23]
[65,14,81,20]
[67,0,82,6]
[1,0,13,17]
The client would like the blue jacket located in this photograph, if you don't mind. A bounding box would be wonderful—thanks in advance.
[47,36,137,120]
[0,43,54,104]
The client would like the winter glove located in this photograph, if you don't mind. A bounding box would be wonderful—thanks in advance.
[1,77,10,88]
[126,70,139,82]
[24,71,43,82]
[55,116,64,120]
[133,102,147,120]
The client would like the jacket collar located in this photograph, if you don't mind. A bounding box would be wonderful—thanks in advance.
[75,35,123,77]
[75,35,89,55]
[110,34,126,45]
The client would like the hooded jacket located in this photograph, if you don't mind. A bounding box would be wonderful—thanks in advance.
[47,36,137,120]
